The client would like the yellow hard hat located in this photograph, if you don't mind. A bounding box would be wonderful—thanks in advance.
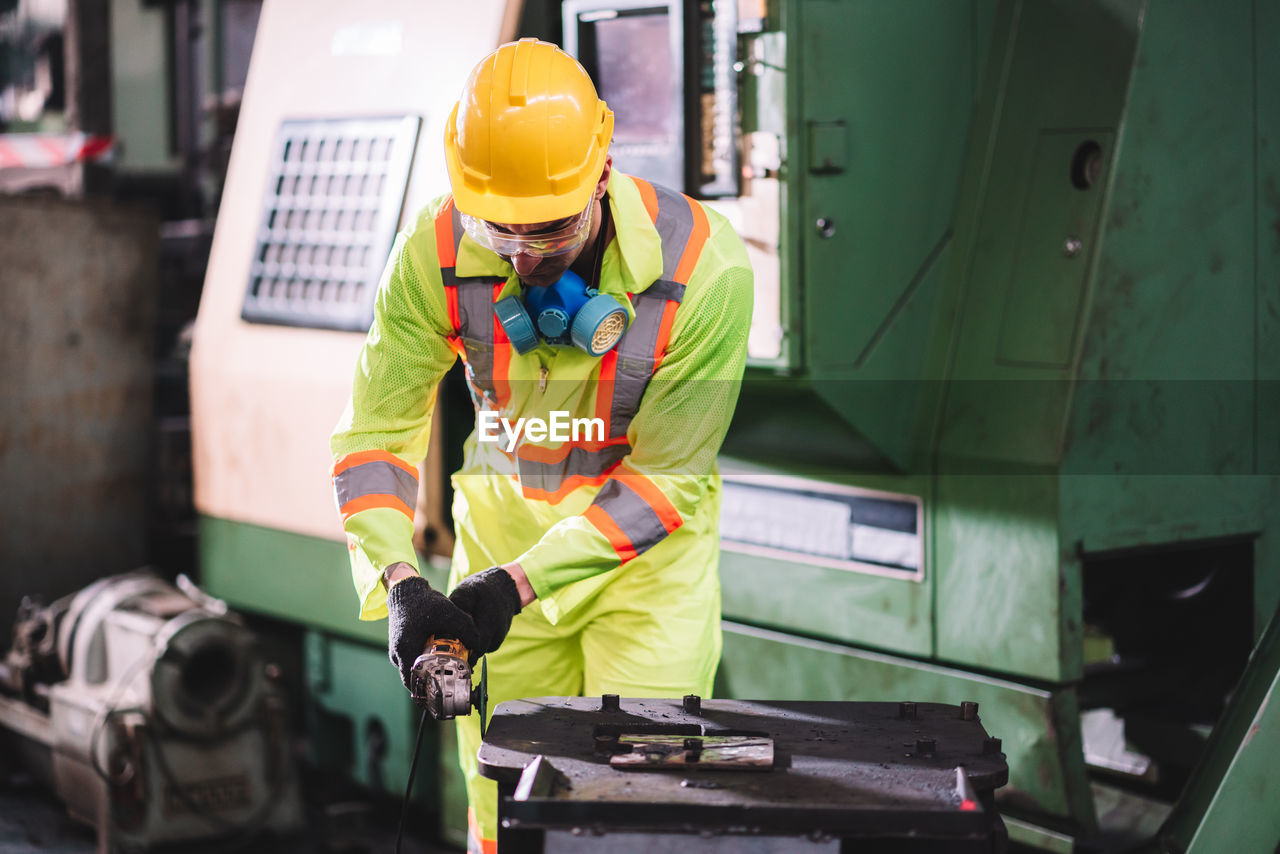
[445,39,614,225]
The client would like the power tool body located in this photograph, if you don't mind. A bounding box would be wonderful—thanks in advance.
[409,637,488,733]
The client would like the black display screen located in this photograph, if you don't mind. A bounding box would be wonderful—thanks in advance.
[591,11,678,146]
[566,0,738,197]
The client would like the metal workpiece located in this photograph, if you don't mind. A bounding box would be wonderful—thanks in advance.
[479,698,1009,852]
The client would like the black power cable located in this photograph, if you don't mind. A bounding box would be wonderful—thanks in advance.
[396,707,431,854]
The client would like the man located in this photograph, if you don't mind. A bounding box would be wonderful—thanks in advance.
[330,38,752,852]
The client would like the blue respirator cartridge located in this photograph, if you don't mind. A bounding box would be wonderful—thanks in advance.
[494,270,630,357]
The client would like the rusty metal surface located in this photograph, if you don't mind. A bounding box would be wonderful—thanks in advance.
[479,697,1007,840]
[0,196,159,641]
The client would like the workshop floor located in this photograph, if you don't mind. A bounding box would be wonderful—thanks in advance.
[0,768,459,854]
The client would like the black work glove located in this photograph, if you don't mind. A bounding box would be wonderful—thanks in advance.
[448,567,523,660]
[386,575,479,689]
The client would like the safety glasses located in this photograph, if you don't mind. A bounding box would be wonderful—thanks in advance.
[461,202,593,258]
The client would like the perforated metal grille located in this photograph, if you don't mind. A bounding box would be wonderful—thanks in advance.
[241,115,420,330]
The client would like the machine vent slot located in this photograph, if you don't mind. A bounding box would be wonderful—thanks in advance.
[241,115,420,331]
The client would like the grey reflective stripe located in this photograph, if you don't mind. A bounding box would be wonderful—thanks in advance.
[455,282,494,342]
[603,185,695,437]
[517,443,631,494]
[455,282,497,407]
[650,184,695,281]
[608,292,664,439]
[334,460,417,510]
[591,479,671,557]
[607,278,688,439]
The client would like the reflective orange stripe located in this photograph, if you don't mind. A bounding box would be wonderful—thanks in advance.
[673,195,710,284]
[633,177,660,224]
[617,467,682,534]
[652,298,680,370]
[445,285,461,336]
[467,808,498,854]
[521,468,621,505]
[338,493,414,522]
[585,504,639,562]
[331,449,419,479]
[516,435,629,464]
[594,349,617,435]
[435,197,457,267]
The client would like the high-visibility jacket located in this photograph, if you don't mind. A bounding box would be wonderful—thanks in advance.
[330,171,752,624]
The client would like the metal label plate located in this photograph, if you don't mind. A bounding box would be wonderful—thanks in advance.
[720,474,925,581]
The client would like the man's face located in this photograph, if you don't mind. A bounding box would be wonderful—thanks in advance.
[492,213,588,288]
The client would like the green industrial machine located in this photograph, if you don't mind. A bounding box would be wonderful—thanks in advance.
[711,0,1280,851]
[190,0,1279,851]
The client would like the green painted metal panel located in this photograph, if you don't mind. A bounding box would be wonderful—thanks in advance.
[995,129,1114,369]
[1255,494,1280,643]
[797,0,983,472]
[799,0,976,371]
[200,514,384,644]
[920,0,1144,684]
[1184,667,1280,853]
[1254,0,1280,636]
[717,620,1097,832]
[727,377,907,472]
[721,546,931,657]
[1260,0,1280,485]
[719,463,933,658]
[933,474,1075,681]
[1152,602,1280,852]
[1004,817,1074,854]
[937,0,1144,472]
[198,514,450,645]
[1065,0,1255,482]
[1059,477,1268,556]
[1057,0,1280,637]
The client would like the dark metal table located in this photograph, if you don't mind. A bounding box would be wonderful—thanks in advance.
[479,696,1009,853]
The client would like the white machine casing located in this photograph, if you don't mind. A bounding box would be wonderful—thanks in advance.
[0,573,302,851]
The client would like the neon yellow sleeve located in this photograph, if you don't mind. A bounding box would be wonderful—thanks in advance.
[516,254,753,622]
[330,207,458,620]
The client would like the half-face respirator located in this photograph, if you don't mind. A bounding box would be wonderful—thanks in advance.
[494,269,630,357]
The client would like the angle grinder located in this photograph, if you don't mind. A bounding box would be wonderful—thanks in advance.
[399,639,487,853]
[409,637,488,735]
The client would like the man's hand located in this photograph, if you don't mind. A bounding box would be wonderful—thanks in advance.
[503,562,538,607]
[448,567,524,659]
[386,575,479,689]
